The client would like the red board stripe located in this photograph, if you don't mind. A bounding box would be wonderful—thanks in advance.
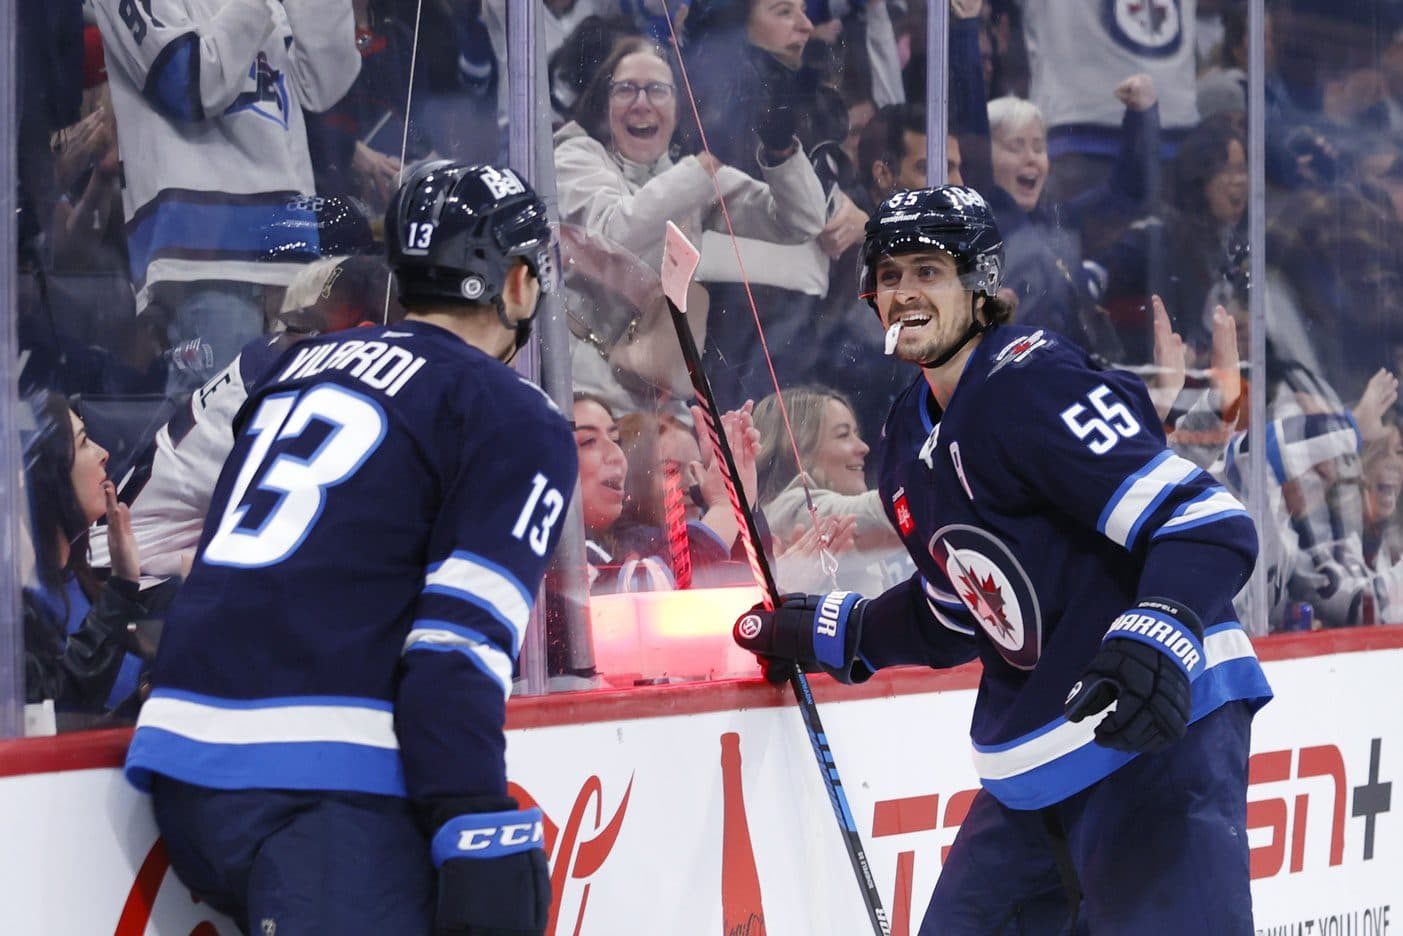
[3,627,1401,776]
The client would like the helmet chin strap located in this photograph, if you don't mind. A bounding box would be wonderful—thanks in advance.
[493,296,535,365]
[920,293,988,370]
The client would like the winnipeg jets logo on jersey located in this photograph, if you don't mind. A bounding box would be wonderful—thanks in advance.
[929,525,1042,669]
[226,53,291,128]
[989,329,1052,375]
[1106,0,1182,57]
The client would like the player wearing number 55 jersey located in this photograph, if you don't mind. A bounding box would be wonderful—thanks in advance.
[125,163,575,936]
[734,186,1271,934]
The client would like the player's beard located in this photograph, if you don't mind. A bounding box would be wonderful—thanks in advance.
[887,300,955,366]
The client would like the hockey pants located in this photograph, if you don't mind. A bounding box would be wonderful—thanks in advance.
[921,700,1254,935]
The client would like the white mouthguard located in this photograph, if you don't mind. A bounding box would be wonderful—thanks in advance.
[884,322,902,356]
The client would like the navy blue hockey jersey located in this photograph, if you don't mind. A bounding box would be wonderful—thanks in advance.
[862,325,1272,810]
[125,319,578,806]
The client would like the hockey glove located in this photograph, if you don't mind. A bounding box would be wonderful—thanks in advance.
[733,591,866,685]
[431,796,551,936]
[1064,598,1206,754]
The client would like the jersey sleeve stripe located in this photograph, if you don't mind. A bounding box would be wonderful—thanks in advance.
[1097,451,1201,548]
[424,552,533,654]
[1265,420,1287,485]
[1279,419,1358,482]
[927,598,977,636]
[406,641,513,701]
[921,576,966,609]
[1150,488,1250,539]
[403,620,507,657]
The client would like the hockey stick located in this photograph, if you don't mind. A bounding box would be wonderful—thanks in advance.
[661,223,891,936]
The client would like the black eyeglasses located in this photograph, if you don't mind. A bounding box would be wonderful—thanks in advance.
[609,80,675,105]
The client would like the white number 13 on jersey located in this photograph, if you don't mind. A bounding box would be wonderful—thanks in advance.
[512,473,565,557]
[1059,384,1141,454]
[204,385,387,568]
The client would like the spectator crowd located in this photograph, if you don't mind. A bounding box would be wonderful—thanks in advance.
[14,0,1403,721]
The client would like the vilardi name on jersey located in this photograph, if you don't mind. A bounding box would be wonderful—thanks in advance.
[863,324,1271,810]
[275,332,428,398]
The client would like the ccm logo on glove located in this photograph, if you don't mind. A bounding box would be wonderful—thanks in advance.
[432,808,545,864]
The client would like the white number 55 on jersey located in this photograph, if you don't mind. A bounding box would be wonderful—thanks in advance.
[1059,384,1141,454]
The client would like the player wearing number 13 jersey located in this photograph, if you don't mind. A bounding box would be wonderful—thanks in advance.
[125,163,574,936]
[733,187,1272,933]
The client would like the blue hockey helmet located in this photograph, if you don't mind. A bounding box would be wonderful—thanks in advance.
[386,160,554,316]
[859,185,1004,310]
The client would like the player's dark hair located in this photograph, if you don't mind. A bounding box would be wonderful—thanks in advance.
[981,294,1015,329]
[857,103,925,195]
[753,386,863,505]
[573,37,678,150]
[25,392,98,609]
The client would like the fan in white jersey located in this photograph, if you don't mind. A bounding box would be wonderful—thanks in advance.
[89,255,394,578]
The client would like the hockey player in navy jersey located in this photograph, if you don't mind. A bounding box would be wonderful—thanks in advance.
[734,185,1272,933]
[124,162,575,936]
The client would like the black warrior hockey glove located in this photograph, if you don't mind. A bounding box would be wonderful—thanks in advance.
[430,796,551,936]
[733,592,867,685]
[1064,598,1206,754]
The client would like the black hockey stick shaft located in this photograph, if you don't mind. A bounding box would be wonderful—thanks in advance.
[664,296,892,936]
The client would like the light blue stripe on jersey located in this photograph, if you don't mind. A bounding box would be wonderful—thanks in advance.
[1097,451,1201,548]
[127,198,320,285]
[124,689,405,796]
[1150,488,1250,539]
[404,620,514,700]
[921,576,965,609]
[971,624,1272,810]
[150,35,202,122]
[922,577,976,636]
[423,551,533,654]
[1264,422,1287,485]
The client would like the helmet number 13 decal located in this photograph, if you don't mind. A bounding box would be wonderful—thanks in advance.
[406,221,435,250]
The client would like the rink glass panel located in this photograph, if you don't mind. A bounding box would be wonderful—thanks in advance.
[8,0,1398,733]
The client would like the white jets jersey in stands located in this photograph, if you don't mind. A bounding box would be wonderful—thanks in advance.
[93,0,359,306]
[90,335,296,577]
[1019,0,1200,130]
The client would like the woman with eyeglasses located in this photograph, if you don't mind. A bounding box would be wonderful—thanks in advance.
[555,36,825,275]
[554,35,828,411]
